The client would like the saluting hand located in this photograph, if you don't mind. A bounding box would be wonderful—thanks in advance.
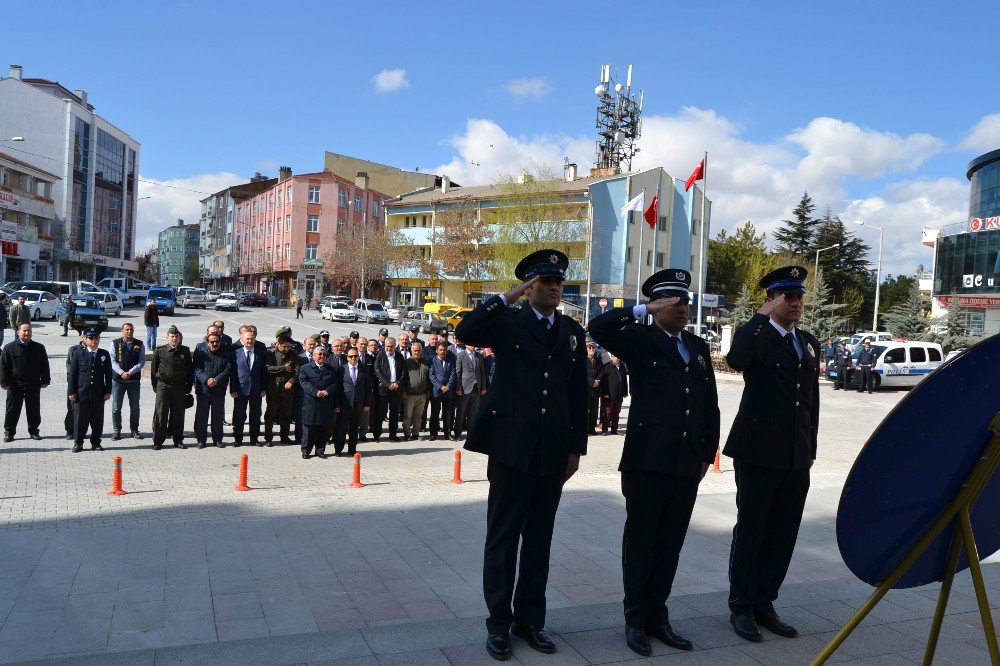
[644,296,683,314]
[756,293,784,316]
[503,276,539,304]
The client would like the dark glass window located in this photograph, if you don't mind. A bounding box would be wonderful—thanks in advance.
[909,347,926,363]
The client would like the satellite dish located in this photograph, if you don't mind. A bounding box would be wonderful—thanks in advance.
[594,84,607,97]
[614,130,625,144]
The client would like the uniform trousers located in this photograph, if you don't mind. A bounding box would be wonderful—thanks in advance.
[334,404,364,455]
[194,393,226,445]
[301,424,328,456]
[601,396,624,433]
[454,389,480,438]
[858,366,874,391]
[153,383,186,445]
[73,398,106,447]
[111,380,141,434]
[401,393,427,437]
[429,394,454,437]
[833,364,849,389]
[621,471,699,628]
[232,393,262,445]
[728,461,810,613]
[483,456,564,635]
[64,398,74,436]
[264,391,294,440]
[373,390,402,438]
[5,386,41,437]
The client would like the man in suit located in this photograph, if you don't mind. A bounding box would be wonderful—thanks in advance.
[67,329,113,452]
[585,342,602,435]
[453,337,486,441]
[589,268,721,656]
[456,249,588,661]
[373,337,408,442]
[599,353,629,435]
[428,342,456,442]
[334,344,370,456]
[358,338,380,441]
[1,323,51,442]
[194,332,232,448]
[230,324,268,447]
[150,326,193,450]
[299,346,339,459]
[725,265,820,643]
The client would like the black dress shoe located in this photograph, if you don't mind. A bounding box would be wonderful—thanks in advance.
[730,612,763,642]
[215,442,225,448]
[3,435,13,443]
[511,623,556,654]
[754,609,798,637]
[112,432,122,441]
[280,438,294,445]
[625,626,651,656]
[91,443,104,451]
[29,433,42,441]
[64,433,74,440]
[132,431,144,440]
[389,435,400,442]
[485,632,511,661]
[302,453,310,459]
[153,444,162,450]
[174,442,187,449]
[197,442,207,449]
[646,621,693,650]
[71,445,82,453]
[255,442,264,447]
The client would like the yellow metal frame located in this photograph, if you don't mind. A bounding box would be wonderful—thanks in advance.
[813,411,1000,665]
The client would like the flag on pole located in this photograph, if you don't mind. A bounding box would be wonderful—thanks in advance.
[619,191,645,220]
[685,158,705,191]
[643,194,659,229]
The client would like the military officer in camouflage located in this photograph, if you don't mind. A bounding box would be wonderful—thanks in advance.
[150,325,194,450]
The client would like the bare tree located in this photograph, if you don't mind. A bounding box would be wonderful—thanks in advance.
[324,221,408,298]
[430,197,493,282]
[133,245,158,283]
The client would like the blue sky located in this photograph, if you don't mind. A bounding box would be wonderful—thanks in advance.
[4,1,999,274]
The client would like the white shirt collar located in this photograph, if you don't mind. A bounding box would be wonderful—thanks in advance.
[768,317,796,337]
[531,307,555,326]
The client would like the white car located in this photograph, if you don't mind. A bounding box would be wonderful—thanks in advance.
[10,290,59,320]
[326,302,357,322]
[205,290,221,303]
[83,291,123,316]
[178,287,207,309]
[215,292,240,311]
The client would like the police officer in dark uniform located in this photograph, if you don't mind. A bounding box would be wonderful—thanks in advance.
[150,325,194,450]
[589,269,720,656]
[833,341,851,390]
[456,249,588,661]
[725,266,820,643]
[856,339,877,393]
[67,329,113,452]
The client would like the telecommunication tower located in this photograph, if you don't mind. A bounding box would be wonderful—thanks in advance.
[593,64,643,174]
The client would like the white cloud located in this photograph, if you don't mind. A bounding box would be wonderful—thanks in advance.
[504,77,551,99]
[135,171,245,251]
[371,68,410,93]
[959,114,1000,152]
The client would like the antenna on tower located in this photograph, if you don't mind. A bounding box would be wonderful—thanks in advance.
[592,63,643,175]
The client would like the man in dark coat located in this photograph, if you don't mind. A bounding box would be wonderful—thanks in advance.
[589,268,720,656]
[230,324,268,447]
[453,338,486,440]
[856,339,877,393]
[373,337,408,442]
[299,346,339,458]
[455,249,588,661]
[193,332,232,448]
[833,341,851,390]
[585,341,602,435]
[599,353,629,435]
[333,344,370,456]
[724,265,820,643]
[67,329,113,452]
[150,326,193,449]
[1,323,50,442]
[264,334,299,444]
[62,296,76,336]
[428,342,456,442]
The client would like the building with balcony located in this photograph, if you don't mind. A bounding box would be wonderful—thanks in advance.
[383,163,711,321]
[198,172,277,290]
[0,65,140,281]
[0,151,60,284]
[157,221,199,287]
[234,169,389,303]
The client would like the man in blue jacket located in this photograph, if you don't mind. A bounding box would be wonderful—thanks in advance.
[229,324,267,447]
[428,342,456,442]
[67,329,113,452]
[194,332,232,448]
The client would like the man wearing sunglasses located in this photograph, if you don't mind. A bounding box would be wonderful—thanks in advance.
[194,333,232,448]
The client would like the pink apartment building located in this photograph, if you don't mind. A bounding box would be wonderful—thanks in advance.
[235,168,388,303]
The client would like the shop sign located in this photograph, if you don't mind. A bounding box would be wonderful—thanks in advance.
[1,220,17,241]
[38,250,51,261]
[938,295,1000,309]
[0,191,19,211]
[1,241,18,256]
[970,216,1000,232]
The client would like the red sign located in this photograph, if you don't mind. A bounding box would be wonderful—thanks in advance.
[970,216,1000,232]
[598,297,608,309]
[0,241,19,256]
[938,295,1000,309]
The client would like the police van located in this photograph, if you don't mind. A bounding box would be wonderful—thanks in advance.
[835,340,944,390]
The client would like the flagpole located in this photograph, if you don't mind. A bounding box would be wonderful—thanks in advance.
[652,171,662,288]
[635,188,645,304]
[695,152,709,335]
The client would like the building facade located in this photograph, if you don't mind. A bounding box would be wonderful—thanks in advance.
[929,148,1000,336]
[383,164,711,321]
[0,65,140,281]
[234,169,389,303]
[0,152,60,284]
[323,152,446,197]
[158,221,199,287]
[198,172,277,291]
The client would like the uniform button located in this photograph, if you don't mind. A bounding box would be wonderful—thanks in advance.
[542,389,548,396]
[682,431,687,437]
[685,388,690,394]
[491,410,496,415]
[541,408,546,414]
[796,383,800,388]
[685,409,690,415]
[548,355,552,360]
[685,367,690,373]
[543,372,548,379]
[652,361,657,366]
[795,401,800,407]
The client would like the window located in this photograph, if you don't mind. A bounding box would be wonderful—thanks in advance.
[646,250,652,266]
[110,194,121,210]
[337,218,345,233]
[269,194,274,209]
[928,348,942,362]
[268,222,273,236]
[626,247,632,263]
[885,348,905,363]
[372,200,380,216]
[655,252,664,268]
[307,215,319,232]
[277,190,282,206]
[404,216,410,227]
[286,186,291,204]
[266,247,272,262]
[285,215,291,232]
[308,186,320,203]
[338,190,347,206]
[305,243,318,260]
[657,216,667,231]
[909,347,927,363]
[352,194,361,210]
[285,243,290,260]
[422,215,428,227]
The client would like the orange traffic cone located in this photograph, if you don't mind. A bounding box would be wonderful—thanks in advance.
[451,450,464,484]
[711,448,721,474]
[235,454,251,491]
[349,452,364,488]
[108,456,127,495]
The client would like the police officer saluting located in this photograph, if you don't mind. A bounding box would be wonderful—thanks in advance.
[68,329,113,452]
[456,249,588,661]
[725,266,820,642]
[589,269,720,656]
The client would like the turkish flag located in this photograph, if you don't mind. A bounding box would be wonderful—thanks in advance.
[643,194,658,229]
[685,158,705,191]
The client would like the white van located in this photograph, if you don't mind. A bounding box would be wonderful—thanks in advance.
[847,340,944,389]
[353,298,391,324]
[96,277,152,305]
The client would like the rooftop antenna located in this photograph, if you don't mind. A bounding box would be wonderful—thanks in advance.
[593,63,643,174]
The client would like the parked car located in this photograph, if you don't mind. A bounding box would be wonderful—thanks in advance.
[10,290,59,320]
[827,341,944,390]
[240,292,268,307]
[400,310,449,334]
[326,301,358,322]
[439,307,473,332]
[57,295,109,334]
[353,298,391,324]
[177,286,208,309]
[96,277,153,305]
[147,286,177,316]
[215,292,240,312]
[83,290,123,316]
[205,290,221,303]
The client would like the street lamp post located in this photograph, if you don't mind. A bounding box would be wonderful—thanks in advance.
[1,137,25,143]
[814,243,841,281]
[854,220,885,331]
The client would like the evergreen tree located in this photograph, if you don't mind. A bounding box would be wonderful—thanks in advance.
[810,211,872,304]
[772,192,818,256]
[879,284,928,339]
[938,295,981,353]
[707,221,768,304]
[721,284,757,332]
[800,270,848,340]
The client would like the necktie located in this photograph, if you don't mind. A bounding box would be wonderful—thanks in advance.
[351,365,357,383]
[666,335,682,362]
[539,316,550,331]
[90,351,96,362]
[247,349,253,368]
[784,332,796,357]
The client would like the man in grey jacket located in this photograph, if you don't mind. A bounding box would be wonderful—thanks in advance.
[453,337,486,441]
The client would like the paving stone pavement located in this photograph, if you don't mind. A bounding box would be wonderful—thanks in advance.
[0,310,997,663]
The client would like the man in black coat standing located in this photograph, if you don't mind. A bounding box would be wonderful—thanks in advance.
[193,332,232,448]
[299,346,339,459]
[333,345,370,456]
[724,265,820,643]
[589,269,720,656]
[67,329,113,452]
[585,341,602,435]
[598,353,629,435]
[372,337,407,442]
[456,249,588,661]
[1,323,50,442]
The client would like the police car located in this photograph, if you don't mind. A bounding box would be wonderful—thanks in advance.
[829,340,944,390]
